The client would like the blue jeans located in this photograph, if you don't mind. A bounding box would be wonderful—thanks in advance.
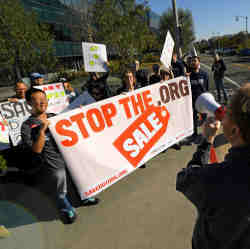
[214,78,228,102]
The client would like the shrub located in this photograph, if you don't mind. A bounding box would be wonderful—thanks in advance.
[142,53,160,63]
[109,60,121,74]
[0,154,7,173]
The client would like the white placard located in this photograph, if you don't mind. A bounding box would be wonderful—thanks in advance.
[0,100,32,146]
[82,42,108,72]
[35,83,69,114]
[160,31,175,69]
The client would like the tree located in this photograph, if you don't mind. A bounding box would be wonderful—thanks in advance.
[0,0,57,80]
[159,8,195,53]
[92,0,155,69]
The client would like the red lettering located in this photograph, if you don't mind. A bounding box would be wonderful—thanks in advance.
[101,103,117,127]
[86,108,105,132]
[142,90,153,109]
[70,113,89,138]
[119,97,132,119]
[55,119,78,147]
[131,93,145,115]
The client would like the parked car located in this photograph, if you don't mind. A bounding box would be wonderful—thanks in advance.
[239,48,250,56]
[222,48,237,56]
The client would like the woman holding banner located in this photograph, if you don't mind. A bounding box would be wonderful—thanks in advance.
[116,69,147,168]
[116,69,141,95]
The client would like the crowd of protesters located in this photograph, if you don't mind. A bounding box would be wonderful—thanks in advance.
[2,49,250,249]
[0,54,210,224]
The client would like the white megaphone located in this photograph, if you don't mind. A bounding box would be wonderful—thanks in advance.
[195,93,226,121]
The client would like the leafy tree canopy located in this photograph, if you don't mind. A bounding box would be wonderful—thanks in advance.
[0,0,56,79]
[92,0,157,67]
[159,7,195,53]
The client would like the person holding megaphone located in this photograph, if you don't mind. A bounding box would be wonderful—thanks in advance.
[176,83,250,249]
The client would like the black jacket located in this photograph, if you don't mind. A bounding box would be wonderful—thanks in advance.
[83,72,112,99]
[190,70,209,102]
[149,74,161,85]
[212,59,226,80]
[171,60,185,77]
[136,69,149,87]
[176,139,250,249]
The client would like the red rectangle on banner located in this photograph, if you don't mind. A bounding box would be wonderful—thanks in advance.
[113,106,170,168]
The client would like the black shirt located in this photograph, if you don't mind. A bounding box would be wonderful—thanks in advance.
[171,60,185,77]
[149,74,161,85]
[21,113,66,171]
[136,69,149,87]
[212,59,226,80]
[83,72,112,99]
[190,70,209,101]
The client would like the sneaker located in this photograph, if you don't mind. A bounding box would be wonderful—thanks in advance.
[60,209,77,224]
[81,197,100,206]
[57,196,75,212]
[57,196,77,224]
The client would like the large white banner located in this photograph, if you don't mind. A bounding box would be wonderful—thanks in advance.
[49,77,193,200]
[82,42,108,72]
[160,31,175,69]
[0,100,32,146]
[35,83,69,114]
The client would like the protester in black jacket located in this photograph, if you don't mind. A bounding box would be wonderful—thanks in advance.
[171,53,185,77]
[189,56,209,142]
[177,83,250,249]
[82,62,112,99]
[149,64,161,84]
[212,53,228,104]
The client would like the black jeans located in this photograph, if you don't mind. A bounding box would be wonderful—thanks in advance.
[214,78,228,102]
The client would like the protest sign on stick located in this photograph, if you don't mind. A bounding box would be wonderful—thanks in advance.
[82,42,108,72]
[35,83,69,114]
[48,77,193,200]
[0,100,31,146]
[160,31,175,69]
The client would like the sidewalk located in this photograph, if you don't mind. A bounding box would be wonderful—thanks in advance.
[0,135,230,249]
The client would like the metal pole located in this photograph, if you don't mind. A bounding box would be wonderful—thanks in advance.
[172,0,182,58]
[246,16,248,33]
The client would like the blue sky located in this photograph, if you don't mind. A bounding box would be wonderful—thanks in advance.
[148,0,250,41]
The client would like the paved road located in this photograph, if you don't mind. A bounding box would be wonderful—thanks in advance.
[200,54,250,88]
[1,145,197,249]
[0,132,231,249]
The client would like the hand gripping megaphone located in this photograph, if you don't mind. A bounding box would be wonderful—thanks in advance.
[195,93,226,121]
